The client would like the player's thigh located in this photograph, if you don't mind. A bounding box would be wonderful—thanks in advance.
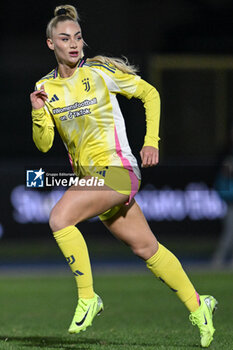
[102,199,158,258]
[50,177,128,229]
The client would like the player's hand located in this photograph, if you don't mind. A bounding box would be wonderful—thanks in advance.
[140,146,159,168]
[30,85,48,110]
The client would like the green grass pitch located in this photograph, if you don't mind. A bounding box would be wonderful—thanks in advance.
[0,271,232,349]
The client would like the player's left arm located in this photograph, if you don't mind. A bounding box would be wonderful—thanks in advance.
[133,79,160,168]
[104,68,160,168]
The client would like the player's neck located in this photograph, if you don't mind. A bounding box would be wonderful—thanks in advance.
[58,63,78,78]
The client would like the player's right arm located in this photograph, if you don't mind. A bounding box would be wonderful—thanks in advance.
[30,85,55,152]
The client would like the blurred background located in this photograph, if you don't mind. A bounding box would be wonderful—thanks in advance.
[1,0,233,272]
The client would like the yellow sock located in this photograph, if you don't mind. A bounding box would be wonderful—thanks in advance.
[53,225,94,299]
[146,243,200,312]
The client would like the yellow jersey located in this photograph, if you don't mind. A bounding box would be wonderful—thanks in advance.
[32,58,160,179]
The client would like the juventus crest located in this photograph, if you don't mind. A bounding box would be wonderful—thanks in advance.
[82,77,90,92]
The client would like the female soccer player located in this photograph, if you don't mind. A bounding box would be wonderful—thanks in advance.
[30,5,217,347]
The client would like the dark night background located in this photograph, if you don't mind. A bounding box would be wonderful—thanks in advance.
[1,0,233,158]
[0,0,233,266]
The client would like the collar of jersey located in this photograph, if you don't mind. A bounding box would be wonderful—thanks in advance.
[56,57,86,80]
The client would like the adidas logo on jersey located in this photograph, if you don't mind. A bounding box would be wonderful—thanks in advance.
[49,94,59,102]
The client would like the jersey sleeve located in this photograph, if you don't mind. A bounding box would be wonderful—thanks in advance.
[98,67,160,148]
[92,64,141,99]
[133,79,161,149]
[31,105,55,153]
[108,69,141,99]
[91,64,160,148]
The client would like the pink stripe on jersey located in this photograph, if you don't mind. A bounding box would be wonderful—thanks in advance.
[78,59,85,67]
[114,126,139,204]
[68,153,74,172]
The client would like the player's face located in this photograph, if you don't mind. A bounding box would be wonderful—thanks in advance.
[47,21,84,67]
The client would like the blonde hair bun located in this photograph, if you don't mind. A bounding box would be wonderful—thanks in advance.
[46,5,80,38]
[54,5,79,21]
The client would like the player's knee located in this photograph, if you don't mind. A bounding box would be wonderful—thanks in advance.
[131,242,158,260]
[131,245,147,259]
[49,208,68,232]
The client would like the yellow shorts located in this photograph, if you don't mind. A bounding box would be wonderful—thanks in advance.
[91,166,141,221]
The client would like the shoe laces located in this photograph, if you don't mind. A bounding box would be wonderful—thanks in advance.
[189,313,199,326]
[189,313,206,336]
[75,299,88,315]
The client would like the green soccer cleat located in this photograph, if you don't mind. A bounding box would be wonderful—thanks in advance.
[68,293,104,334]
[189,295,218,348]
